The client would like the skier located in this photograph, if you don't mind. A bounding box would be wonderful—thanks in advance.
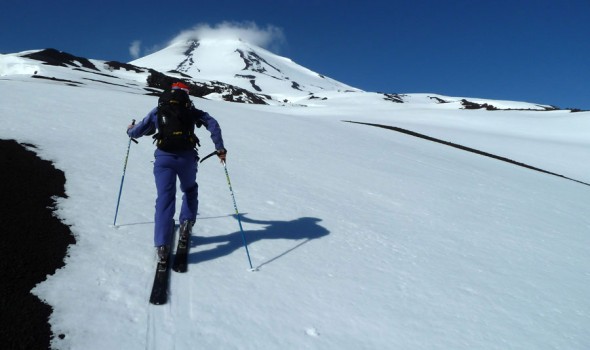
[127,82,226,263]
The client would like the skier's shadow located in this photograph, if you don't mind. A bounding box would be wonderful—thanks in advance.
[188,215,329,269]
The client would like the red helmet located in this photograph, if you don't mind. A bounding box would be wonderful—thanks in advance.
[171,82,189,92]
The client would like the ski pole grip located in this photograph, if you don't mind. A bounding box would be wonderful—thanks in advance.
[130,119,138,144]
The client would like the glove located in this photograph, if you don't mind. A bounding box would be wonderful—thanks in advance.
[127,119,136,133]
[216,148,227,162]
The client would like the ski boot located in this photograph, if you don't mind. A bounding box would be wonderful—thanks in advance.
[179,220,194,248]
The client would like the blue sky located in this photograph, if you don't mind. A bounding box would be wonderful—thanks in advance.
[3,0,589,109]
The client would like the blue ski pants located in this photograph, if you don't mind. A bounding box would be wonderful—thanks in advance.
[153,151,199,246]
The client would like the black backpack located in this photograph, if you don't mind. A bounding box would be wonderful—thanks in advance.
[153,89,200,152]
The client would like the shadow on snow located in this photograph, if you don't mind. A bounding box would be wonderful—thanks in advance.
[188,214,329,269]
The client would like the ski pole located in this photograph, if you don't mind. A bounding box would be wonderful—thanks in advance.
[113,119,137,226]
[222,161,254,270]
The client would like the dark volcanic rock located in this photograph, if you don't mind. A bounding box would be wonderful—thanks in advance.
[383,93,405,103]
[461,99,498,110]
[23,48,98,71]
[147,70,269,104]
[104,61,146,73]
[235,49,282,74]
[429,96,451,104]
[249,79,262,92]
[0,140,75,349]
[32,75,81,86]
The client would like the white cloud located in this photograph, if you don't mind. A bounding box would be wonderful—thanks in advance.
[129,40,141,59]
[169,21,286,51]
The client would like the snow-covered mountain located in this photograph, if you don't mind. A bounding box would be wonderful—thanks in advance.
[1,39,566,110]
[131,39,359,101]
[1,40,589,350]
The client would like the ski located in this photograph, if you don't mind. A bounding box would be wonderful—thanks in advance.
[149,223,176,305]
[172,231,190,273]
[149,248,172,305]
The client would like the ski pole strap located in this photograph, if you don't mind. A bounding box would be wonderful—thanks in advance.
[199,150,218,163]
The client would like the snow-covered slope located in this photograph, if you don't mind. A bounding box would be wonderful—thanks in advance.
[1,43,589,349]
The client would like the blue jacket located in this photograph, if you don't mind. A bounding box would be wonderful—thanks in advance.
[127,105,225,156]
